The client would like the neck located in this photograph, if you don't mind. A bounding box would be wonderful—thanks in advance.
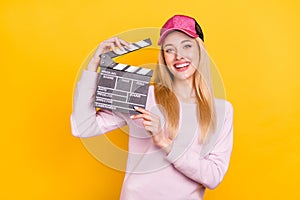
[173,79,196,102]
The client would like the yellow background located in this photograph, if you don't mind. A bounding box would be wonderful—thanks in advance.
[1,0,299,199]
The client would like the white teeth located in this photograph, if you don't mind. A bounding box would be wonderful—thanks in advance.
[175,63,189,68]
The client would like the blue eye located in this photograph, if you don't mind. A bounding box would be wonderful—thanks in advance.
[183,44,192,49]
[165,49,175,53]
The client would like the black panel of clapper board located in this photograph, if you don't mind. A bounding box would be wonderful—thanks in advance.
[94,38,153,115]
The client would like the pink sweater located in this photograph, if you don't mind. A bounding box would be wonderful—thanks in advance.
[71,70,233,200]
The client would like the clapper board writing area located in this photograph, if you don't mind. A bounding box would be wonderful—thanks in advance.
[95,38,153,114]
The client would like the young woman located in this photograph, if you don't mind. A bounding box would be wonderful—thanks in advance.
[71,14,233,200]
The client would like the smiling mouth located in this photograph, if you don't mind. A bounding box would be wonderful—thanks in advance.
[174,62,190,71]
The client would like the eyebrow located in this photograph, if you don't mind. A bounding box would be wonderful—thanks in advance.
[163,39,193,48]
[181,40,193,44]
[163,44,173,48]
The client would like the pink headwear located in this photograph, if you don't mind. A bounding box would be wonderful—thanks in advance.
[158,14,204,45]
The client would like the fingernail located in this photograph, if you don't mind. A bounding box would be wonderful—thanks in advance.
[134,106,138,110]
[130,115,134,119]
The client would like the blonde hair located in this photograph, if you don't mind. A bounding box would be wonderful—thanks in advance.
[153,37,216,143]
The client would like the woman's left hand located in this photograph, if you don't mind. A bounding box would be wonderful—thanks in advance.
[130,106,173,154]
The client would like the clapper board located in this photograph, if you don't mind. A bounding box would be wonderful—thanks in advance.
[95,38,153,114]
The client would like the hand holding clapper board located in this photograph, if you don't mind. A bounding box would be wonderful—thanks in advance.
[94,38,153,114]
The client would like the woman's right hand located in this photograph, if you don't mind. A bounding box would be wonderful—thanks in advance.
[87,37,131,72]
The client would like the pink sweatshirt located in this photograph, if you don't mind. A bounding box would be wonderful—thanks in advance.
[71,70,233,200]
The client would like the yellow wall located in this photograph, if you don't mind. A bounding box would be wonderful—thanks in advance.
[1,0,299,199]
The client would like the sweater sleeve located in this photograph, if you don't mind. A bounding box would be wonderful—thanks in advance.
[70,70,127,138]
[166,101,233,189]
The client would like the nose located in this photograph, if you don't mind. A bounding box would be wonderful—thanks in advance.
[175,51,184,60]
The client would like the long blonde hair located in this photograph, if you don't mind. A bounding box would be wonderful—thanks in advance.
[153,37,216,143]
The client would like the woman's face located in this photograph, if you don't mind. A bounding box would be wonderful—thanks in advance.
[162,31,200,83]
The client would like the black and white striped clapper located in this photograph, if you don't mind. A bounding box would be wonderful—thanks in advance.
[95,38,153,114]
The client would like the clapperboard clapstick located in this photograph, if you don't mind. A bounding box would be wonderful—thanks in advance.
[95,38,153,114]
